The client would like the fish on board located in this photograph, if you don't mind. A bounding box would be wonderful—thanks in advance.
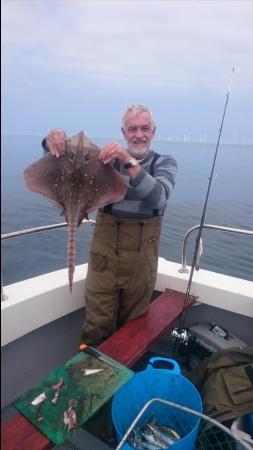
[23,131,127,292]
[80,368,104,376]
[30,392,47,406]
[144,419,181,446]
[63,399,78,432]
[140,426,169,448]
[127,417,182,449]
[128,429,162,449]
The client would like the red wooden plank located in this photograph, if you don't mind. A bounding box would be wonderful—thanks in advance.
[2,413,53,450]
[98,289,195,367]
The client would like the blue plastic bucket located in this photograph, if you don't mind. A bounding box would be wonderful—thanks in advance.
[112,357,202,449]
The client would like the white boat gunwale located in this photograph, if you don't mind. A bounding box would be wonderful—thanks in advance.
[1,258,253,347]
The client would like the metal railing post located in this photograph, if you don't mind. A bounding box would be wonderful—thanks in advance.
[1,275,8,302]
[179,224,253,273]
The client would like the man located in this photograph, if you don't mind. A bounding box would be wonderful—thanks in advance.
[43,105,177,345]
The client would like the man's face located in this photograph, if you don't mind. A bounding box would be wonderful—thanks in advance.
[121,111,156,159]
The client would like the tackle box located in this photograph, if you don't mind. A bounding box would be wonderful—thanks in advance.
[183,322,246,369]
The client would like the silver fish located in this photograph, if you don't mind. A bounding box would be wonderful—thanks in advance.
[30,392,47,406]
[52,377,64,390]
[166,427,181,441]
[51,388,61,405]
[128,430,144,448]
[51,377,64,405]
[81,368,104,376]
[36,415,44,423]
[140,426,169,448]
[128,428,166,450]
[141,442,164,450]
[146,419,181,445]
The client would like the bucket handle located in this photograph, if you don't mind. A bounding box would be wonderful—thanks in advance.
[147,357,181,375]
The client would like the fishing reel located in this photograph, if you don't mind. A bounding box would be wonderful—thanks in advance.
[171,328,190,345]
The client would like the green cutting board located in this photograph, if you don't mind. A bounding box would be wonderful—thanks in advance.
[13,350,134,445]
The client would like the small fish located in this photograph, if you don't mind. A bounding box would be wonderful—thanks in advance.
[141,442,163,450]
[51,377,64,405]
[146,419,181,445]
[36,416,44,423]
[81,368,104,376]
[140,426,168,448]
[128,430,144,448]
[128,430,160,449]
[52,377,64,390]
[51,388,61,405]
[165,427,181,441]
[30,392,47,406]
[63,399,78,433]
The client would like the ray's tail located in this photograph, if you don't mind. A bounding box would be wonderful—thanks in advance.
[67,219,78,292]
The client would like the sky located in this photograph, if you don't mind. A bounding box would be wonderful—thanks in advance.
[2,0,253,143]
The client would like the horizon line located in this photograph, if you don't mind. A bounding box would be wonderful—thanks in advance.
[1,133,253,146]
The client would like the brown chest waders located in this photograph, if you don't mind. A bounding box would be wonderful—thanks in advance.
[81,211,162,345]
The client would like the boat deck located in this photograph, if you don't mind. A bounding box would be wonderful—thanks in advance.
[2,289,195,449]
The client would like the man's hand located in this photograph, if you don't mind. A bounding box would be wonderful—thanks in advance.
[46,129,68,157]
[99,141,130,165]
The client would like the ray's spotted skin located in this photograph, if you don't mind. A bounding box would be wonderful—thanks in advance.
[23,132,127,292]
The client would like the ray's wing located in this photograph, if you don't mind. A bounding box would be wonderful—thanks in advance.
[85,166,127,213]
[23,153,73,212]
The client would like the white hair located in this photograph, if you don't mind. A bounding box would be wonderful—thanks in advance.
[122,105,156,130]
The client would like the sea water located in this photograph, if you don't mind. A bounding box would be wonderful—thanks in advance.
[1,135,253,285]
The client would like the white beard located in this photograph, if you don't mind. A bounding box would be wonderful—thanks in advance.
[128,144,150,160]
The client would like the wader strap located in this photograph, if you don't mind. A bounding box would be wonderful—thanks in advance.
[149,152,160,176]
[42,138,49,153]
[150,152,161,217]
[104,159,121,215]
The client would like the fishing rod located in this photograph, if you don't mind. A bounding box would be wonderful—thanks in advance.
[172,68,235,358]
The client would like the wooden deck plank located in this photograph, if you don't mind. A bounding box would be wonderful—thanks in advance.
[2,289,195,449]
[2,413,52,450]
[98,289,195,367]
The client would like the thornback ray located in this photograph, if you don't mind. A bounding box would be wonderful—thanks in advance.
[23,131,127,292]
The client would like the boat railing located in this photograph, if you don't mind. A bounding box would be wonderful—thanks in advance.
[179,224,253,273]
[1,219,96,241]
[1,222,253,300]
[1,219,96,301]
